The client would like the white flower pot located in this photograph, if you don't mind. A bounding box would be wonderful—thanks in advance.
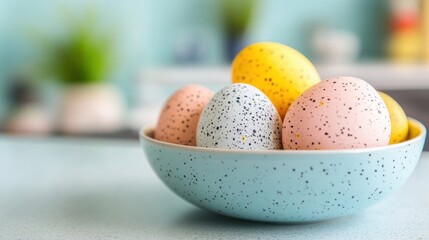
[59,84,125,134]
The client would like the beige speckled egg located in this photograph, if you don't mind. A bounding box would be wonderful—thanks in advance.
[283,77,391,150]
[155,85,213,146]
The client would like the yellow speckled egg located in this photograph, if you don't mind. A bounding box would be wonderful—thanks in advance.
[232,42,321,118]
[379,91,409,144]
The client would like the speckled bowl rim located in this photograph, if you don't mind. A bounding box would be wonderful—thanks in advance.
[139,118,426,155]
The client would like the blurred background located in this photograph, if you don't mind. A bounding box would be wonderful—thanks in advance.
[1,0,428,146]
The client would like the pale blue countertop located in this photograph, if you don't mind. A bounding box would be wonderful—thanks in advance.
[0,136,428,239]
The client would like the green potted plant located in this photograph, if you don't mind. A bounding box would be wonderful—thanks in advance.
[40,12,124,134]
[221,0,258,61]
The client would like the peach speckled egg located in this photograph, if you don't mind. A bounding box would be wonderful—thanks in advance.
[155,85,213,146]
[232,42,321,119]
[283,77,391,150]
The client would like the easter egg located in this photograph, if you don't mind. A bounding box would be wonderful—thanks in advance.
[197,83,282,150]
[283,77,391,150]
[232,42,321,118]
[379,91,409,144]
[155,85,213,146]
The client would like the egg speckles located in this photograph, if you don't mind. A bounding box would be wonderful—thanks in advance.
[232,42,321,119]
[155,85,213,146]
[283,77,391,150]
[197,83,282,150]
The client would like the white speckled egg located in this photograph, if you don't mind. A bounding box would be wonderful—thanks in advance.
[197,83,282,150]
[283,76,391,150]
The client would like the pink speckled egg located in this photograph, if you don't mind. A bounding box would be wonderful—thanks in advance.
[283,76,391,150]
[155,85,213,146]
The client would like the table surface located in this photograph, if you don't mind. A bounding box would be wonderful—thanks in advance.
[0,136,428,240]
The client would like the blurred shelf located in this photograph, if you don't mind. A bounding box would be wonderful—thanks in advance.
[139,62,429,90]
[0,129,139,141]
[140,66,231,84]
[319,62,429,90]
[1,89,428,151]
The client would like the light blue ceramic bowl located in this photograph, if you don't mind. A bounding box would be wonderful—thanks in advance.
[140,118,426,223]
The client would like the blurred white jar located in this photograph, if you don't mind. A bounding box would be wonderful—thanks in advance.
[5,104,53,135]
[311,28,361,64]
[59,84,125,134]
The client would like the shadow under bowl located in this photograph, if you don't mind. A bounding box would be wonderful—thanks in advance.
[140,118,426,223]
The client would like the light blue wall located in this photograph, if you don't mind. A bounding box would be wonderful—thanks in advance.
[139,0,225,66]
[247,0,388,58]
[0,0,388,118]
[0,0,225,118]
